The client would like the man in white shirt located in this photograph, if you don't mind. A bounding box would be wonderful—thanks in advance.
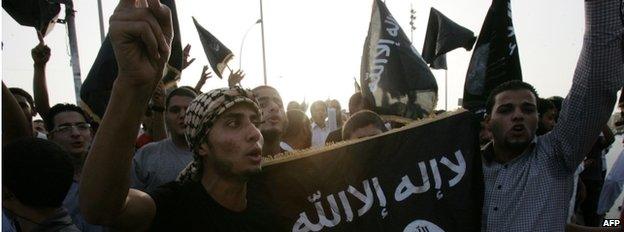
[310,100,337,147]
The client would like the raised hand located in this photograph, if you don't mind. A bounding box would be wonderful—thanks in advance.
[228,69,245,88]
[181,43,195,70]
[109,0,173,88]
[31,36,51,67]
[199,65,212,82]
[194,65,212,93]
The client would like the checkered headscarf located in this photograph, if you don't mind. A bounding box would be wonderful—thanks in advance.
[177,86,260,183]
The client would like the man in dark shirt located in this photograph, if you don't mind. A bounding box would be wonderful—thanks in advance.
[79,1,271,231]
[3,138,79,232]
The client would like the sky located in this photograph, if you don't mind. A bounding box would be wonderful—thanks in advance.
[2,0,587,116]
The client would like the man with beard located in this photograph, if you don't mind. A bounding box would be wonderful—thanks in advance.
[252,85,288,156]
[80,1,271,230]
[481,1,624,227]
[131,87,196,192]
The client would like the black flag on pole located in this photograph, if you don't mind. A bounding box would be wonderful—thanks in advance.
[462,0,522,112]
[249,110,483,231]
[192,17,233,79]
[422,8,476,70]
[80,0,183,122]
[360,0,438,119]
[2,0,60,37]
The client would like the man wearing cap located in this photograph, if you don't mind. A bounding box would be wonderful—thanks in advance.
[79,1,271,231]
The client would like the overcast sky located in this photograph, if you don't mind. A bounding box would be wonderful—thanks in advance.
[2,0,586,116]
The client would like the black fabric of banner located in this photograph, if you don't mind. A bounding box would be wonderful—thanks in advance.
[2,0,60,36]
[249,111,483,232]
[192,17,233,79]
[422,8,476,70]
[80,0,183,121]
[463,0,522,112]
[360,0,438,120]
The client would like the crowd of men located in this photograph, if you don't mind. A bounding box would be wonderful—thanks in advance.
[2,0,624,231]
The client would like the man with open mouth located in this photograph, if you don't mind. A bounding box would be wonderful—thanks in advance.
[79,1,272,230]
[480,0,624,230]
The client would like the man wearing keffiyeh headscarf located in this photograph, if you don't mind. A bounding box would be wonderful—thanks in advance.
[178,86,263,183]
[79,2,272,230]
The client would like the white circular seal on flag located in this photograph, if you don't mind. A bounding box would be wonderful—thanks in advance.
[403,219,445,232]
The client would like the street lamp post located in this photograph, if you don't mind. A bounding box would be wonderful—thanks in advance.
[239,19,262,70]
[259,0,268,85]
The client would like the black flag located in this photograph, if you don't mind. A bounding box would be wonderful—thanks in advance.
[192,17,233,79]
[360,0,438,119]
[249,110,483,231]
[463,0,522,112]
[2,0,60,36]
[80,0,183,122]
[422,8,476,70]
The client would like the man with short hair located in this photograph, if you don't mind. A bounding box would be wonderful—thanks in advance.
[80,3,271,230]
[45,103,105,232]
[3,138,79,232]
[9,88,45,139]
[252,85,288,156]
[481,1,623,229]
[326,92,373,143]
[537,98,557,136]
[45,103,93,175]
[310,100,337,147]
[342,110,388,140]
[131,87,197,192]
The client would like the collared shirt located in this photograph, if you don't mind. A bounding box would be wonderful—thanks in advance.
[311,121,336,148]
[481,1,624,231]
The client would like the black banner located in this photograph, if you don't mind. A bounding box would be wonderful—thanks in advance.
[250,110,483,231]
[422,8,476,70]
[80,0,183,122]
[2,0,60,36]
[360,0,438,120]
[463,0,522,112]
[192,17,233,79]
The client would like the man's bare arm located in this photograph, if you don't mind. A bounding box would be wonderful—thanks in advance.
[2,82,33,145]
[79,0,173,230]
[150,81,167,141]
[32,40,51,118]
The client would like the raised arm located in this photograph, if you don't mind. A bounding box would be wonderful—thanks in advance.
[2,82,33,145]
[194,65,212,93]
[79,0,173,230]
[549,0,624,171]
[32,38,51,118]
[149,81,167,141]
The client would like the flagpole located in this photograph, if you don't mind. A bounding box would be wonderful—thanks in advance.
[259,0,268,85]
[97,0,105,42]
[62,0,82,104]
